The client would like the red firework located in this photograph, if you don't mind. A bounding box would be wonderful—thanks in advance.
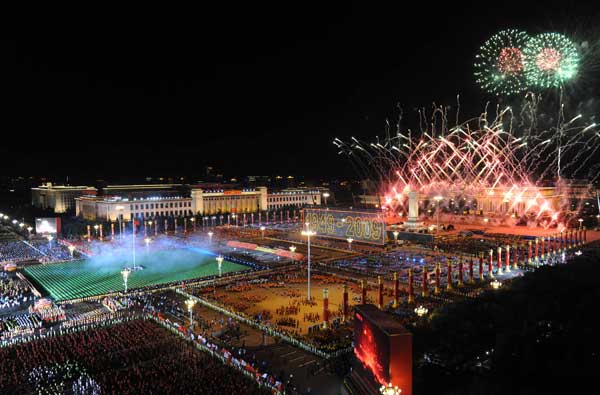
[497,47,523,75]
[536,47,562,71]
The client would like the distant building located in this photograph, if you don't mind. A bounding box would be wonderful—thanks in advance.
[266,188,326,210]
[31,183,97,213]
[74,185,330,221]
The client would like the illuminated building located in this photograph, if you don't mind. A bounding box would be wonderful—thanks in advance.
[31,183,97,213]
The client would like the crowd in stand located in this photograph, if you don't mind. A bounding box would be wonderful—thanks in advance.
[0,241,44,263]
[31,240,73,262]
[0,319,272,394]
[0,273,33,310]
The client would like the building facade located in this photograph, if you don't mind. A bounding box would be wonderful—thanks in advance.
[75,186,329,221]
[32,183,97,213]
[266,188,324,210]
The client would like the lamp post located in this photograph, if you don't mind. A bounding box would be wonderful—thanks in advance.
[347,237,354,251]
[68,245,75,257]
[93,224,99,238]
[185,298,196,327]
[208,231,213,243]
[490,279,502,289]
[414,305,428,317]
[190,217,196,232]
[578,218,583,230]
[121,268,131,293]
[380,382,402,395]
[216,255,224,276]
[322,192,330,206]
[11,219,17,226]
[301,222,316,302]
[289,245,296,263]
[47,235,53,248]
[433,196,443,234]
[392,230,399,245]
[260,226,266,239]
[144,237,151,252]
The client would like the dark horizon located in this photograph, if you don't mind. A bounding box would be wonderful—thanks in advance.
[2,2,599,177]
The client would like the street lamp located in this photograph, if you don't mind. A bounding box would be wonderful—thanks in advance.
[93,224,99,238]
[380,382,401,395]
[19,223,24,229]
[216,255,224,276]
[144,237,151,251]
[208,231,213,243]
[392,230,399,245]
[121,268,131,293]
[11,219,17,225]
[578,218,583,229]
[433,196,443,234]
[27,226,33,234]
[490,279,502,289]
[260,226,266,239]
[190,217,196,232]
[347,237,354,251]
[289,245,296,263]
[185,298,196,327]
[68,245,75,257]
[414,305,428,317]
[322,192,330,206]
[301,222,316,302]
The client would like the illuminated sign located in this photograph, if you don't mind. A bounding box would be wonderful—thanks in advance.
[304,209,386,244]
[35,217,60,235]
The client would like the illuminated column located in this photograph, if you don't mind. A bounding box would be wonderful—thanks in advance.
[559,230,564,250]
[155,221,158,236]
[87,225,91,242]
[567,229,572,249]
[393,272,399,308]
[251,213,254,225]
[407,190,419,223]
[322,288,329,328]
[184,218,187,234]
[99,224,103,241]
[434,263,441,295]
[421,269,428,297]
[528,240,532,265]
[407,269,414,303]
[478,255,483,281]
[111,223,115,239]
[174,218,178,234]
[513,245,518,269]
[144,221,147,237]
[488,249,494,278]
[378,276,384,308]
[505,245,511,273]
[164,219,168,234]
[468,257,474,284]
[446,261,453,290]
[535,238,539,262]
[553,233,558,253]
[342,284,348,322]
[361,280,367,304]
[540,236,545,259]
[457,257,464,287]
[497,247,503,274]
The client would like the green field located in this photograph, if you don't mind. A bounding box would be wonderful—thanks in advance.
[24,247,249,301]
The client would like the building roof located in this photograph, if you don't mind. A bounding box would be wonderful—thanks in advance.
[354,304,411,337]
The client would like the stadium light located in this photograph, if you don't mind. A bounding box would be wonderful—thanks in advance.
[301,223,316,302]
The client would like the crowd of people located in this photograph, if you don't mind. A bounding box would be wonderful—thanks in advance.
[31,240,73,262]
[0,319,274,394]
[0,273,33,310]
[0,241,44,263]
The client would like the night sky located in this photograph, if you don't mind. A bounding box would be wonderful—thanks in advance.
[2,2,599,178]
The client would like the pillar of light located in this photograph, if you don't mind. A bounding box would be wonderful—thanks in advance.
[185,298,196,327]
[301,222,316,302]
[208,231,213,243]
[121,268,131,293]
[216,255,224,276]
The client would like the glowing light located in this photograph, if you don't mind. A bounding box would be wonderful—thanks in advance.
[490,280,503,289]
[414,305,428,317]
[380,382,402,395]
[523,32,579,88]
